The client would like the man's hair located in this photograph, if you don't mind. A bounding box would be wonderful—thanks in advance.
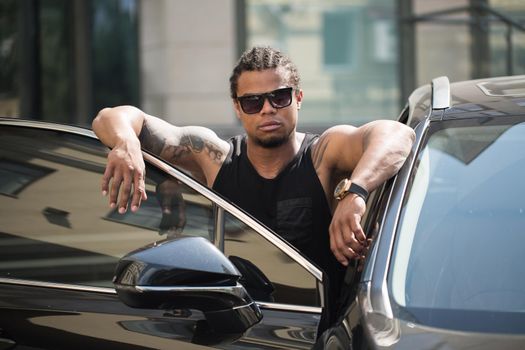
[229,46,300,99]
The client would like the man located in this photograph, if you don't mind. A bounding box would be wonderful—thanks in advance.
[93,46,414,324]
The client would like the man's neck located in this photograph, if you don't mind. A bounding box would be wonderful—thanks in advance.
[246,132,305,179]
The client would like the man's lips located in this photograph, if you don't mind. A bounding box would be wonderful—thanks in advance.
[258,121,281,131]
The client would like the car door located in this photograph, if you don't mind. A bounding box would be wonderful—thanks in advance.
[0,121,324,349]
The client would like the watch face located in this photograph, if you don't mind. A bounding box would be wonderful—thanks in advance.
[334,178,369,201]
[334,178,351,199]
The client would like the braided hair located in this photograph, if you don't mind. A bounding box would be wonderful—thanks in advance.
[229,46,300,99]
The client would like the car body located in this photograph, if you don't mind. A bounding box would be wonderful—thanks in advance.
[333,75,525,349]
[0,118,324,349]
[0,75,524,349]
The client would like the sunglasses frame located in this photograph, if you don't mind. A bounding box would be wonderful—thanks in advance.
[237,87,294,114]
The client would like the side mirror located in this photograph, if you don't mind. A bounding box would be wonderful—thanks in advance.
[113,236,262,334]
[229,255,274,302]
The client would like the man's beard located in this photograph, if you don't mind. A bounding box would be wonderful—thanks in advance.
[253,133,290,148]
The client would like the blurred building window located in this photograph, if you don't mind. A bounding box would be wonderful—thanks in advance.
[411,0,525,88]
[0,0,19,118]
[0,0,139,126]
[91,0,140,115]
[245,1,400,126]
[322,11,357,68]
[39,0,74,123]
[0,159,54,197]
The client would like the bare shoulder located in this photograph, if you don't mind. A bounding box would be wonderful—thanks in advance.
[312,120,414,179]
[312,120,413,167]
[311,125,360,171]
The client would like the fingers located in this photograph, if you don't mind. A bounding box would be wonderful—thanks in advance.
[118,171,133,213]
[329,195,368,266]
[130,169,147,212]
[108,173,122,210]
[353,221,367,244]
[329,218,366,266]
[101,163,114,197]
[101,148,146,213]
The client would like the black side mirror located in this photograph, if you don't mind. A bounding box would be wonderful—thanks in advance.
[229,255,274,302]
[113,236,262,334]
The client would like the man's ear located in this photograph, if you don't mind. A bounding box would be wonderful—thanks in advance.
[295,89,304,110]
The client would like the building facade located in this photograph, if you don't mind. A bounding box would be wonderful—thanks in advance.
[1,0,524,134]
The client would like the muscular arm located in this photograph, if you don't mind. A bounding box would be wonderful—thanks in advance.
[313,120,415,265]
[92,105,228,213]
[139,118,228,177]
[325,120,415,190]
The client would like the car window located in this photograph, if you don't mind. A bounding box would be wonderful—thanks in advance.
[0,125,214,287]
[224,212,320,307]
[390,117,525,330]
[359,179,394,282]
[0,124,322,312]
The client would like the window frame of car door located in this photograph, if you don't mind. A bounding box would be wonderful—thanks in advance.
[141,150,325,313]
[356,110,431,320]
[0,119,325,316]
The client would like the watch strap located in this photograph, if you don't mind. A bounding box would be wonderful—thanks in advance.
[347,182,369,201]
[335,178,369,201]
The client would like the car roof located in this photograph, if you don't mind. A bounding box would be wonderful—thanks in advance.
[405,75,525,128]
[0,117,96,138]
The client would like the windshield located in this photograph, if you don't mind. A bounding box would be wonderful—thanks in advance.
[390,116,525,333]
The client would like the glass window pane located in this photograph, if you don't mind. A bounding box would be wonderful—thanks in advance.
[39,0,73,122]
[224,212,320,307]
[390,118,525,331]
[488,0,525,76]
[0,126,214,287]
[322,11,355,67]
[0,0,18,117]
[91,0,140,112]
[0,159,54,197]
[416,21,471,85]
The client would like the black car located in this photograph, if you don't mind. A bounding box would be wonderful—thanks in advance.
[333,75,525,349]
[1,75,524,349]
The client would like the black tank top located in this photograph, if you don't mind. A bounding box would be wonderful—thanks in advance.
[212,133,345,322]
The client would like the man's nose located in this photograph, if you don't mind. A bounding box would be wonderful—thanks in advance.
[260,97,276,114]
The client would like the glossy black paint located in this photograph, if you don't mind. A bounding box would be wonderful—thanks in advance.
[334,76,525,350]
[114,237,263,335]
[0,279,318,349]
[3,75,524,350]
[115,237,242,288]
[0,120,321,349]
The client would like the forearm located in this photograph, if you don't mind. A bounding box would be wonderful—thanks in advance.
[351,121,415,191]
[92,106,145,148]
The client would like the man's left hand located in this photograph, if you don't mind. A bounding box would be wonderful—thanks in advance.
[329,194,367,266]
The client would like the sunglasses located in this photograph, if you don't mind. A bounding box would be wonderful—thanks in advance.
[237,87,294,114]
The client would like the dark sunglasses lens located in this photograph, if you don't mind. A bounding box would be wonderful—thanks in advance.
[240,95,264,114]
[269,88,292,108]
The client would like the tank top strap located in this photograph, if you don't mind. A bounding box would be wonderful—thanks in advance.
[301,133,319,156]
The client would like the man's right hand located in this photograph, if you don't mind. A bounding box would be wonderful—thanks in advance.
[101,138,147,213]
[93,106,228,213]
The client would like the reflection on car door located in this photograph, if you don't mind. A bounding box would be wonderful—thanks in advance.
[0,123,322,349]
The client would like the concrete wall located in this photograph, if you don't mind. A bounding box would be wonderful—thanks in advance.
[139,0,238,126]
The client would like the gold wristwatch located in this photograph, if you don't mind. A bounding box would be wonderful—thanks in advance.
[333,178,369,201]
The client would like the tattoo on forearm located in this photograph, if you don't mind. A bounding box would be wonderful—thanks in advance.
[139,123,164,155]
[205,142,224,163]
[312,136,329,170]
[180,135,204,152]
[164,144,192,162]
[139,124,224,165]
[167,134,224,164]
